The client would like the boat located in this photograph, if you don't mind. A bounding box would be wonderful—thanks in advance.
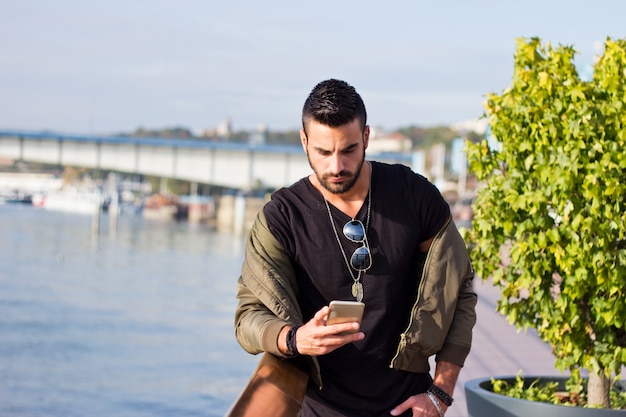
[142,193,185,220]
[33,188,105,215]
[0,192,33,204]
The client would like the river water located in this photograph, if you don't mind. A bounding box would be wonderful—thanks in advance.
[0,204,259,417]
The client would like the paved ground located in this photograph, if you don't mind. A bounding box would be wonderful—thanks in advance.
[445,278,565,417]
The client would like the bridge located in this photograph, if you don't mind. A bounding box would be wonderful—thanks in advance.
[0,130,416,191]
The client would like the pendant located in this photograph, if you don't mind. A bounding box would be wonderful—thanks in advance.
[352,282,363,302]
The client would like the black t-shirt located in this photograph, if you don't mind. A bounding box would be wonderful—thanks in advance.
[263,161,450,417]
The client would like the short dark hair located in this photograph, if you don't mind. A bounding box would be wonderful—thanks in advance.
[301,79,367,134]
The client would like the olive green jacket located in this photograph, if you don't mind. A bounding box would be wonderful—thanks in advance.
[234,209,477,388]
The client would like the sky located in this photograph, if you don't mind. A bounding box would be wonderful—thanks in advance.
[0,0,624,136]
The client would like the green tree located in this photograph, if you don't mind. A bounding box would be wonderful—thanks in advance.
[466,37,626,408]
[398,125,458,150]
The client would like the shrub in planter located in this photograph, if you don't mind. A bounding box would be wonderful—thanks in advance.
[465,375,626,417]
[464,37,626,409]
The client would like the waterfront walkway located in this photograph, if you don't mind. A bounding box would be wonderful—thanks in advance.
[446,278,564,417]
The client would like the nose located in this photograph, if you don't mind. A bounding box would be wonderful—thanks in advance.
[329,153,344,175]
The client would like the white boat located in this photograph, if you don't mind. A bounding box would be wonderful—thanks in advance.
[34,189,104,215]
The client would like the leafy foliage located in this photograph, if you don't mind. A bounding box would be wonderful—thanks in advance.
[491,372,626,409]
[465,37,626,406]
[491,373,562,405]
[397,125,459,150]
[125,126,194,139]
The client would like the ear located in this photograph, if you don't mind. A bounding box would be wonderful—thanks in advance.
[300,129,308,153]
[363,125,370,150]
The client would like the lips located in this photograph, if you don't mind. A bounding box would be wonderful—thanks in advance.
[326,171,352,183]
[328,175,347,183]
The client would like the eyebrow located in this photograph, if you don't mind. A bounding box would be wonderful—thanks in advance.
[313,142,359,154]
[341,143,359,153]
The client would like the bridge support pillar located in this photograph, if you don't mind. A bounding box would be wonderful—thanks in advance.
[233,193,246,236]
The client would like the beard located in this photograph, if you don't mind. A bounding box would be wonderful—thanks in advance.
[307,149,366,195]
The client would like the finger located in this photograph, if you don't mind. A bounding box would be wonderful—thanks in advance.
[325,321,363,336]
[389,401,408,416]
[349,331,366,342]
[313,306,330,325]
[389,396,417,416]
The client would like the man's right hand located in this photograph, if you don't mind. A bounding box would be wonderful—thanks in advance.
[279,306,365,356]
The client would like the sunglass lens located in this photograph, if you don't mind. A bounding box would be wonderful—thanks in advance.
[350,246,371,270]
[343,220,365,242]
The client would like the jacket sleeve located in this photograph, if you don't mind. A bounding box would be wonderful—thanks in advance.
[390,218,477,373]
[234,209,303,357]
[434,221,477,366]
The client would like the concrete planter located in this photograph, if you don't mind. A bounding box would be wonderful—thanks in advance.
[465,376,626,417]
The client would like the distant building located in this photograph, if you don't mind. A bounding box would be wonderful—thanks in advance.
[201,117,233,139]
[216,118,232,138]
[367,129,412,154]
[248,124,268,145]
[451,118,488,135]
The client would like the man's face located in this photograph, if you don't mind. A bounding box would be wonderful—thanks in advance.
[300,118,369,195]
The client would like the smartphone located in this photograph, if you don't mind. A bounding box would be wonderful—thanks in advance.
[327,300,365,333]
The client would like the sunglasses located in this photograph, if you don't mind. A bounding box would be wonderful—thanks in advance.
[342,220,372,271]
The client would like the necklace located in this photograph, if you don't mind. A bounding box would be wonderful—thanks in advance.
[322,168,372,302]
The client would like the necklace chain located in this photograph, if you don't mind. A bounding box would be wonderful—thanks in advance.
[322,168,372,301]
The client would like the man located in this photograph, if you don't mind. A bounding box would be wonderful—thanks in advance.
[235,79,476,417]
